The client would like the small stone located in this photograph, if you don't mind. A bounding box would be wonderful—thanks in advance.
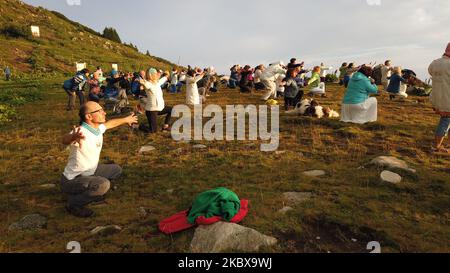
[193,144,207,149]
[283,192,313,206]
[303,170,326,177]
[370,156,416,174]
[40,184,56,189]
[9,214,47,231]
[351,238,358,242]
[90,225,122,235]
[275,151,286,155]
[139,146,156,154]
[138,207,147,218]
[316,236,321,240]
[380,171,402,184]
[278,206,293,214]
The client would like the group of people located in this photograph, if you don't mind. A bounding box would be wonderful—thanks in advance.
[226,59,335,111]
[58,42,450,218]
[340,42,450,154]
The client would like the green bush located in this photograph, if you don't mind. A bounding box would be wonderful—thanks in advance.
[325,74,339,83]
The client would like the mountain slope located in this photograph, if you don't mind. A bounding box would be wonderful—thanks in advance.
[0,0,177,78]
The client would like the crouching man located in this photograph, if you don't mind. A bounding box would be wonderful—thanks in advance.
[61,101,138,217]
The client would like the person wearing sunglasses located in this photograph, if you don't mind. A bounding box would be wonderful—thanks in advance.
[60,101,138,218]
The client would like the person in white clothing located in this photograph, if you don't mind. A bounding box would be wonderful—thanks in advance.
[140,68,173,133]
[60,101,138,217]
[381,60,393,91]
[186,68,205,105]
[429,42,450,153]
[260,61,287,100]
[320,63,333,82]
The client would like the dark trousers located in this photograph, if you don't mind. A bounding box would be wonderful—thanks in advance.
[285,90,304,110]
[254,82,265,90]
[76,90,85,105]
[5,74,11,81]
[60,164,122,207]
[145,106,173,133]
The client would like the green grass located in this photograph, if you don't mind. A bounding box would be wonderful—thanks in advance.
[0,78,449,253]
[0,0,177,79]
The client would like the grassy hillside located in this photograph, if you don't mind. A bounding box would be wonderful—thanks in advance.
[0,79,448,253]
[0,0,177,79]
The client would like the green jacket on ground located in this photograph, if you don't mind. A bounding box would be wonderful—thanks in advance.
[187,187,241,224]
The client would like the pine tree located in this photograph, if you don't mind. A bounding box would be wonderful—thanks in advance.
[146,50,151,56]
[102,27,122,43]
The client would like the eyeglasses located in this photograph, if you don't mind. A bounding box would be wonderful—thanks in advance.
[88,109,105,115]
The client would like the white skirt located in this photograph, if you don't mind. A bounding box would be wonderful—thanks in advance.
[309,82,326,94]
[340,97,378,124]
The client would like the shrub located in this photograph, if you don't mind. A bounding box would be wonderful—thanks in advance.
[325,74,339,83]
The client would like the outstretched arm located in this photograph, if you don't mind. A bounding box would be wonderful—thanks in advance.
[62,126,85,148]
[104,113,138,130]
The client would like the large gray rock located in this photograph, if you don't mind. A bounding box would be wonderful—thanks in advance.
[380,171,402,184]
[283,192,313,206]
[190,222,277,253]
[9,214,47,231]
[370,156,416,173]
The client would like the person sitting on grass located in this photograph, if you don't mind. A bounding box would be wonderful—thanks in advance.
[61,101,138,218]
[386,67,408,100]
[307,66,326,97]
[140,68,173,133]
[239,65,254,93]
[340,65,379,124]
[429,42,450,153]
[283,68,303,111]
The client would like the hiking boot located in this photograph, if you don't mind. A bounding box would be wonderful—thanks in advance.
[65,205,95,218]
[90,196,107,205]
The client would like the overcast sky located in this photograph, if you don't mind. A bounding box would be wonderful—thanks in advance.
[23,0,450,79]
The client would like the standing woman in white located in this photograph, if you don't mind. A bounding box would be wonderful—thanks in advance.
[186,68,205,105]
[140,68,173,133]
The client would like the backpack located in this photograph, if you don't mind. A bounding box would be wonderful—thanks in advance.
[63,79,73,90]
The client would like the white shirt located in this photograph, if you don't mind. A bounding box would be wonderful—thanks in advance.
[381,65,392,82]
[429,56,450,112]
[63,123,106,180]
[320,66,332,78]
[186,75,204,105]
[143,77,168,111]
[254,69,263,83]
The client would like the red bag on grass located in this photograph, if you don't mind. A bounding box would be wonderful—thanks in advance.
[158,199,249,235]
